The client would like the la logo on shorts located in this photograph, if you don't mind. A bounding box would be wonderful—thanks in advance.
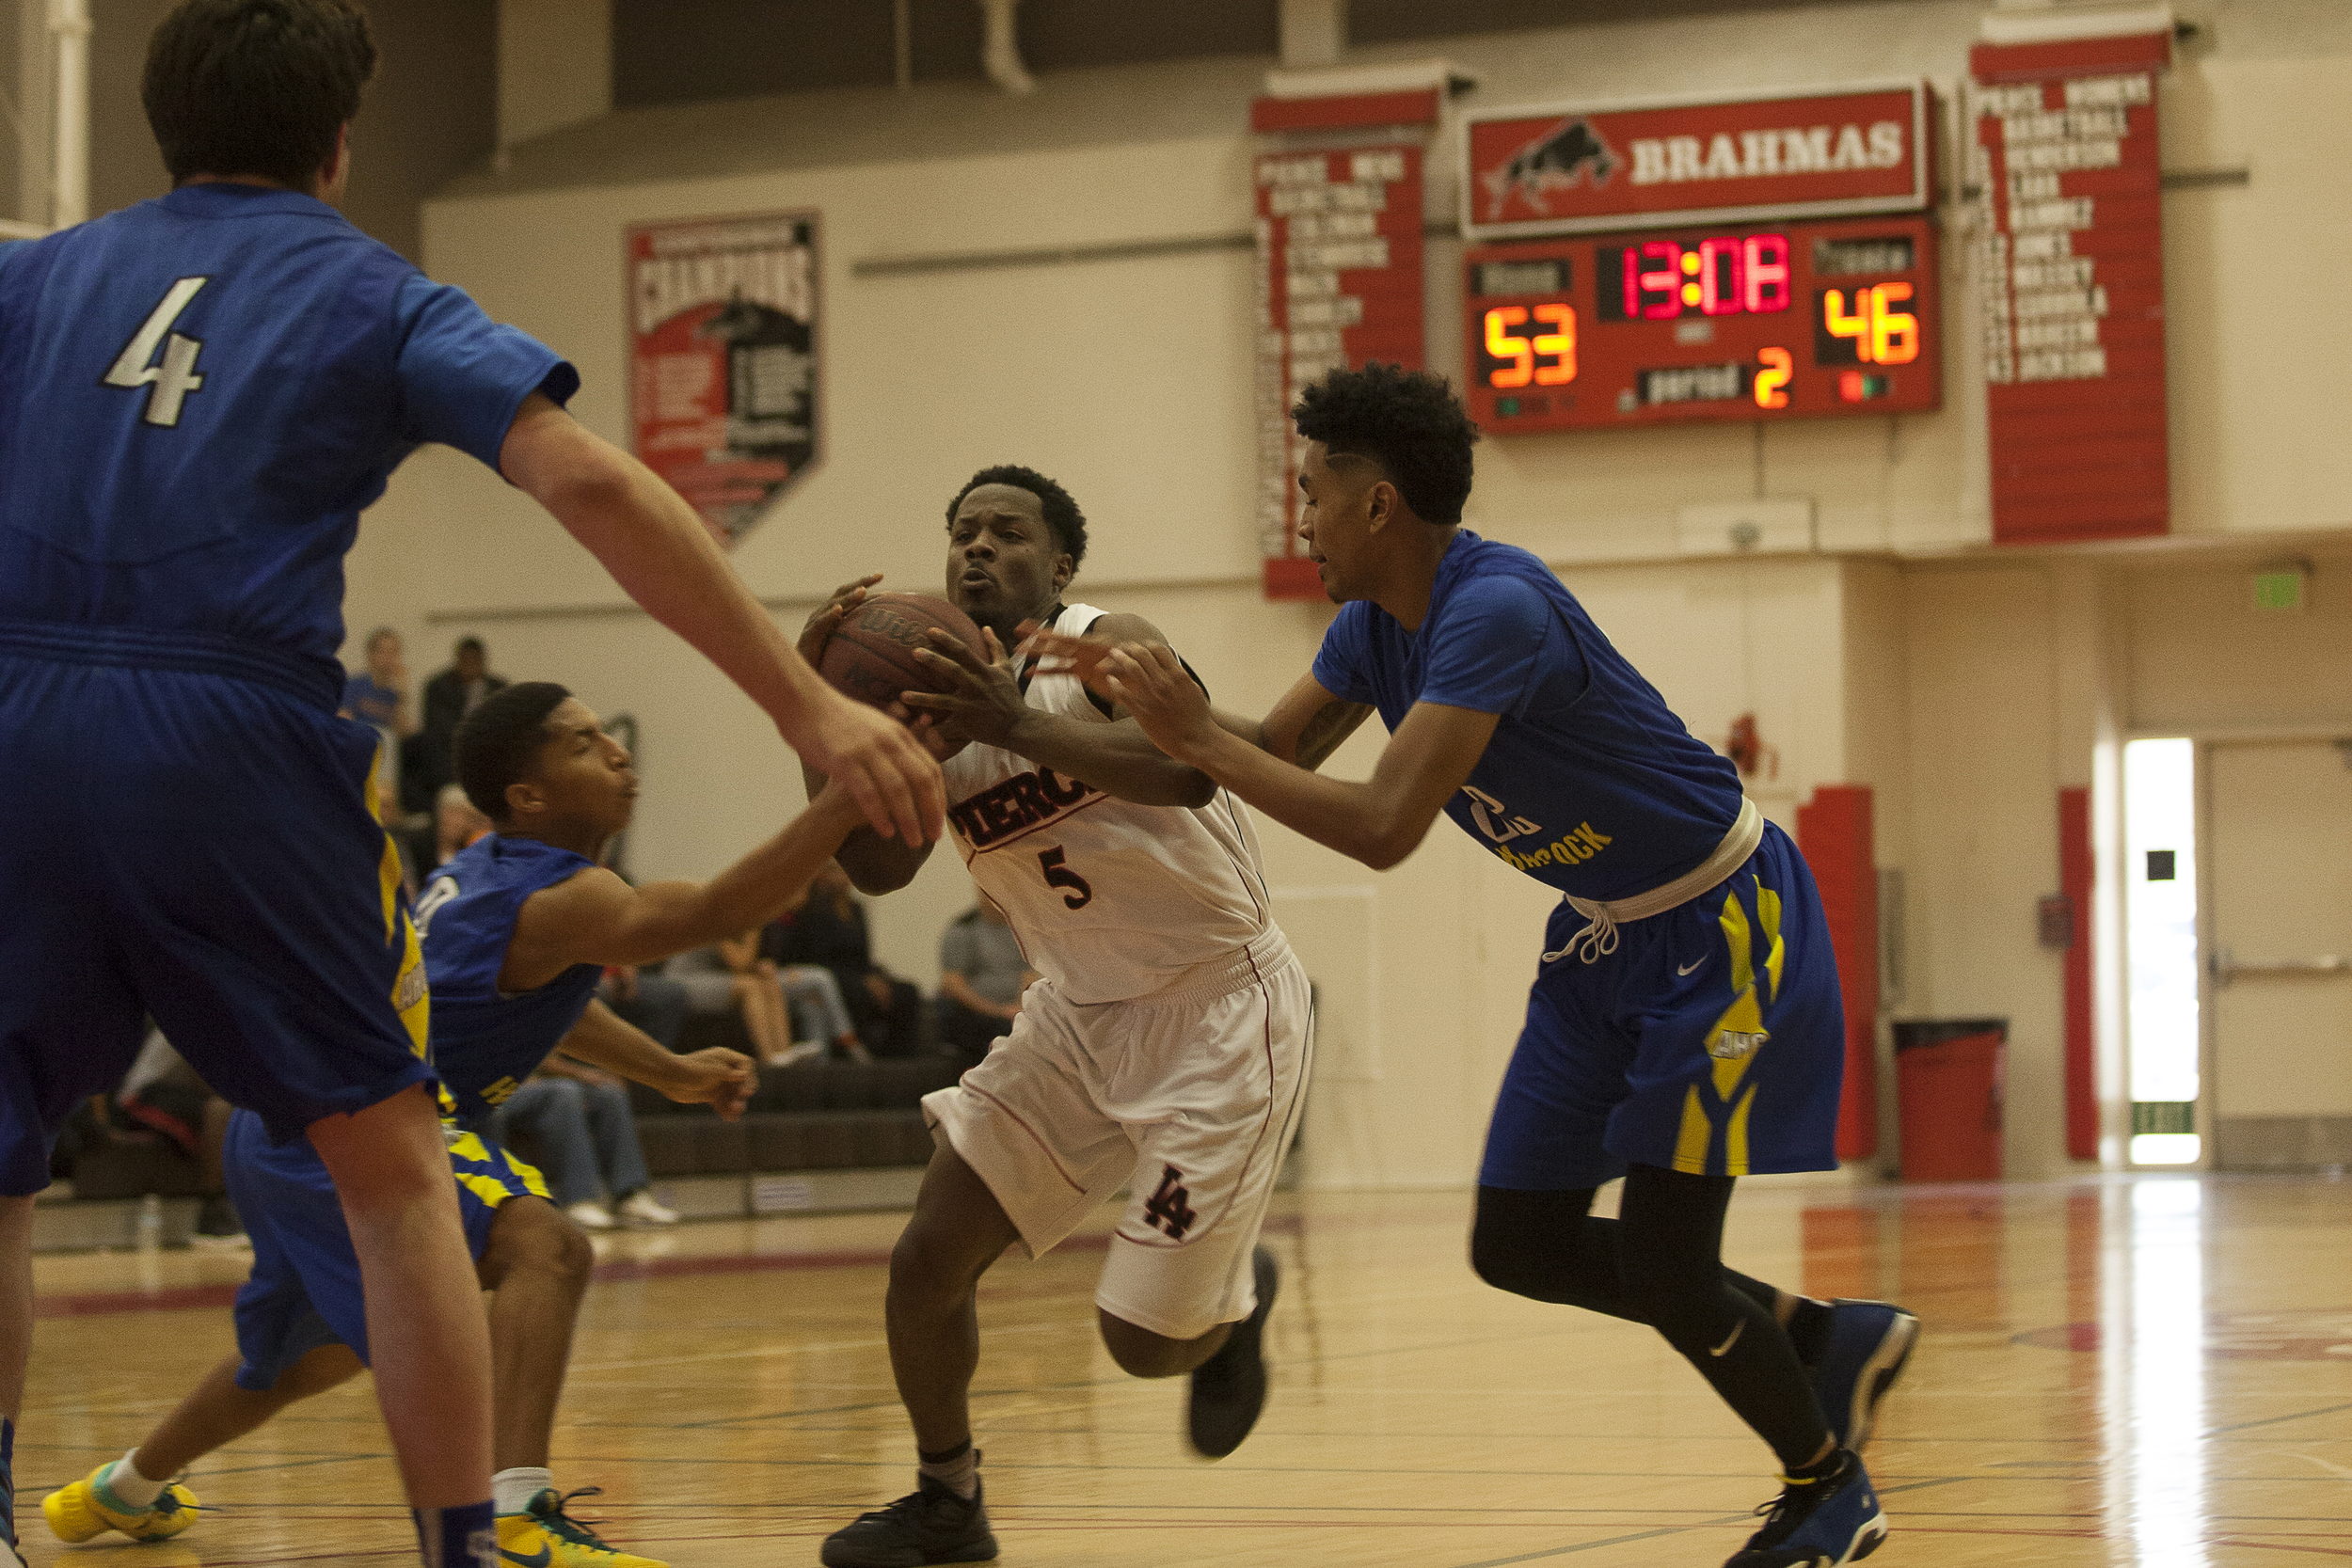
[1143,1164,1197,1242]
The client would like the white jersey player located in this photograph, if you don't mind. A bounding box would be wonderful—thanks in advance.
[804,466,1314,1568]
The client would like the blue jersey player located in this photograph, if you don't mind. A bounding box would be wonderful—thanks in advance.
[44,679,865,1567]
[1039,365,1918,1568]
[0,5,938,1565]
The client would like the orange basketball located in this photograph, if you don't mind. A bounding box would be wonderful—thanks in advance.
[818,592,990,710]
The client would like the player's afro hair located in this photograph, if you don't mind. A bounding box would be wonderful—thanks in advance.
[946,465,1088,571]
[143,0,376,191]
[455,681,571,823]
[1291,363,1480,526]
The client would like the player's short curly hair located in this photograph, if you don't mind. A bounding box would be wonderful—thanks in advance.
[456,681,571,823]
[143,0,376,190]
[946,465,1088,570]
[1291,364,1480,526]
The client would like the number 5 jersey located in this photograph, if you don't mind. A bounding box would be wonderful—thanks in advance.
[941,602,1279,1006]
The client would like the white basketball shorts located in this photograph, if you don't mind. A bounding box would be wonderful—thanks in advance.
[922,926,1312,1341]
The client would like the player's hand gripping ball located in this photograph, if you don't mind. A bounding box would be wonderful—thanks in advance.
[818,593,989,713]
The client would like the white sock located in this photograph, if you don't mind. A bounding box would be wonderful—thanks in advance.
[493,1466,554,1517]
[102,1449,167,1511]
[916,1443,978,1501]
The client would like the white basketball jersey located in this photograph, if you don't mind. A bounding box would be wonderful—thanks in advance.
[942,603,1278,1006]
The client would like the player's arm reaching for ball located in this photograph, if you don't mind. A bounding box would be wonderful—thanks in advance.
[498,782,867,991]
[1036,639,1375,771]
[549,1000,755,1120]
[1031,630,1496,872]
[497,395,944,845]
[905,610,1216,805]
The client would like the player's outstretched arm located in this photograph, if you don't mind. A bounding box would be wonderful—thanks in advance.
[553,1001,755,1120]
[1076,641,1498,871]
[795,577,942,895]
[901,615,1216,807]
[1029,634,1373,774]
[498,396,944,845]
[499,784,866,988]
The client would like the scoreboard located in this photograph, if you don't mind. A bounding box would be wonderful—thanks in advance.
[1463,214,1940,431]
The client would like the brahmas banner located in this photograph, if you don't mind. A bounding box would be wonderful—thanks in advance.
[1463,82,1932,241]
[628,212,819,546]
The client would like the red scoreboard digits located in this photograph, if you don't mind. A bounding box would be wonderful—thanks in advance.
[1463,214,1940,430]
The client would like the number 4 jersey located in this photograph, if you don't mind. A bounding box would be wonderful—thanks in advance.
[0,182,574,673]
[942,603,1279,1006]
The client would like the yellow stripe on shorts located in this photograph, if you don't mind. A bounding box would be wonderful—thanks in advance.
[447,1129,552,1204]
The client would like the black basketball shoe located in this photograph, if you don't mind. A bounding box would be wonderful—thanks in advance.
[819,1470,995,1567]
[1186,1245,1279,1459]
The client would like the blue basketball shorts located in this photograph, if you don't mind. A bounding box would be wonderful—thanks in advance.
[0,629,436,1195]
[227,1107,549,1389]
[1480,820,1845,1190]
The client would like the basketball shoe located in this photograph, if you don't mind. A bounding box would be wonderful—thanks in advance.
[42,1463,199,1543]
[497,1487,667,1568]
[1187,1245,1279,1458]
[1724,1449,1886,1567]
[1809,1300,1918,1450]
[820,1471,996,1566]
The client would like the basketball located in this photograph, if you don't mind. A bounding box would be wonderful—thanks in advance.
[818,592,990,709]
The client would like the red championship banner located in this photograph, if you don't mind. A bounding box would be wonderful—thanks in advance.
[1463,81,1932,241]
[1254,142,1423,600]
[1972,33,2170,544]
[628,212,819,547]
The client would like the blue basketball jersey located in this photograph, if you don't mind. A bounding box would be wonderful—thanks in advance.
[1312,531,1743,901]
[0,182,575,671]
[414,834,604,1130]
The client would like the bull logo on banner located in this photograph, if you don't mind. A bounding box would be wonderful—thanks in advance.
[1482,117,1618,221]
[628,212,820,548]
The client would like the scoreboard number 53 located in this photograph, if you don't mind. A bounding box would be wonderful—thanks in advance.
[1483,303,1576,388]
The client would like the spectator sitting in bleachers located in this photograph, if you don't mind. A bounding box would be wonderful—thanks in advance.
[935,900,1037,1063]
[600,961,690,1052]
[114,1029,243,1243]
[669,934,866,1067]
[491,1053,675,1231]
[764,862,926,1056]
[430,780,493,870]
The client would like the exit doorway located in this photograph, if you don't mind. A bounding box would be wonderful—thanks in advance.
[2122,736,2352,1172]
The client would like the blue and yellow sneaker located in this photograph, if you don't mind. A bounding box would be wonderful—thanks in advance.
[497,1487,667,1568]
[1724,1449,1886,1567]
[1810,1299,1918,1450]
[42,1462,200,1543]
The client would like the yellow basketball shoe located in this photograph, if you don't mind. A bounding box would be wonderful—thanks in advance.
[42,1464,200,1543]
[497,1488,667,1568]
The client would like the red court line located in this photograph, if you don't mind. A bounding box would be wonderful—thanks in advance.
[36,1213,1307,1319]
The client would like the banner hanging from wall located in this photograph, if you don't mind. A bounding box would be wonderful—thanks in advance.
[1461,81,1932,242]
[1249,108,1427,601]
[628,212,819,547]
[1970,33,2169,544]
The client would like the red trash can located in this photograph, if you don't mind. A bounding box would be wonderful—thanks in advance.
[1894,1019,2006,1181]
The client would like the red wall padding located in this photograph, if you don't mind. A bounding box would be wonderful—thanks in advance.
[2058,787,2097,1161]
[1796,786,1879,1162]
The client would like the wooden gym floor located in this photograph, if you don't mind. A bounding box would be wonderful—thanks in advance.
[17,1173,2352,1566]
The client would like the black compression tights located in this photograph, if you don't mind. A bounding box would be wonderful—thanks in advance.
[1470,1166,1831,1470]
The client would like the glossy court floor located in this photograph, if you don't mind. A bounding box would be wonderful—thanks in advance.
[16,1173,2352,1566]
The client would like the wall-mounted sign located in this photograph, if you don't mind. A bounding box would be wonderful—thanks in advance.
[628,212,819,547]
[1971,33,2169,544]
[1463,214,1940,431]
[1253,141,1424,599]
[1463,81,1932,242]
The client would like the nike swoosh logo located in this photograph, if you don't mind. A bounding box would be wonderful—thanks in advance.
[501,1547,552,1567]
[1677,958,1707,975]
[1708,1321,1744,1357]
